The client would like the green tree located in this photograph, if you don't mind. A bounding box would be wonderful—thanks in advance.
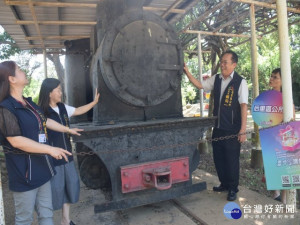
[0,31,20,59]
[0,31,41,103]
[0,26,62,103]
[181,56,200,105]
[15,51,42,103]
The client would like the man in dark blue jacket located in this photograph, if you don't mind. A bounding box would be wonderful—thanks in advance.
[184,50,248,201]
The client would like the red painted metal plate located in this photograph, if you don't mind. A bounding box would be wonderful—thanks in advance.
[121,157,189,193]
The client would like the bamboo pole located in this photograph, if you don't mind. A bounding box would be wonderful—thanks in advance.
[183,50,211,54]
[233,0,300,14]
[26,35,90,40]
[29,44,64,49]
[43,49,48,78]
[143,6,185,14]
[28,0,45,49]
[180,0,231,32]
[250,4,260,149]
[16,20,97,26]
[161,0,184,18]
[184,30,251,38]
[5,1,97,8]
[197,33,204,117]
[276,0,296,207]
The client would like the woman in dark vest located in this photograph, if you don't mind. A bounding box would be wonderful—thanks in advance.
[0,61,82,225]
[38,78,99,225]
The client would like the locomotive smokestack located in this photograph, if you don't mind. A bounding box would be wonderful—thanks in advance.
[96,0,144,49]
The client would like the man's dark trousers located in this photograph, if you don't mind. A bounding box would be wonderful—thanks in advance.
[212,127,241,192]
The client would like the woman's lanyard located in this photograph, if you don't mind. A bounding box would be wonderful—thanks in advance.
[63,113,71,139]
[23,99,48,143]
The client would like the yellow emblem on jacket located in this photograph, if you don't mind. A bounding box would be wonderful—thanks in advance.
[224,86,234,107]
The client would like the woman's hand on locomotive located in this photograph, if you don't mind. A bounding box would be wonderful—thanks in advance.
[66,127,83,136]
[93,88,100,105]
[72,88,100,116]
[49,147,72,162]
[47,118,83,135]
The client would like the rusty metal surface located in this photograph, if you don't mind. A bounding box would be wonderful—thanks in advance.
[120,157,189,193]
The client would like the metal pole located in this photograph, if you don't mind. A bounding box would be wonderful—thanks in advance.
[250,4,261,156]
[197,33,204,117]
[276,0,296,206]
[43,49,48,78]
[0,152,5,224]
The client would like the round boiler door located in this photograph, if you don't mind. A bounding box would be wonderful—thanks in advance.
[100,11,183,107]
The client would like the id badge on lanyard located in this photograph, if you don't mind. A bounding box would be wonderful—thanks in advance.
[39,131,47,143]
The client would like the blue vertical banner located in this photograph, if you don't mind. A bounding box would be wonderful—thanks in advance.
[252,90,300,190]
[259,121,300,190]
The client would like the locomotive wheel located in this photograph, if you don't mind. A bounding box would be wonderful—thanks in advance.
[79,156,110,190]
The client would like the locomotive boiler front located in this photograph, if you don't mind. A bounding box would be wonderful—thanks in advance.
[66,0,216,213]
[91,10,184,124]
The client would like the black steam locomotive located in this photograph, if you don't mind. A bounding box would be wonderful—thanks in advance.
[64,0,215,213]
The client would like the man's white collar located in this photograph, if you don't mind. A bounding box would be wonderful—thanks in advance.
[220,71,234,80]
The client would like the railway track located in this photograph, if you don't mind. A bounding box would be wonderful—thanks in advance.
[170,199,209,225]
[115,197,210,225]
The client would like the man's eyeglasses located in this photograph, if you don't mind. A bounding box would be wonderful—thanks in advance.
[270,75,280,80]
[220,61,232,65]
